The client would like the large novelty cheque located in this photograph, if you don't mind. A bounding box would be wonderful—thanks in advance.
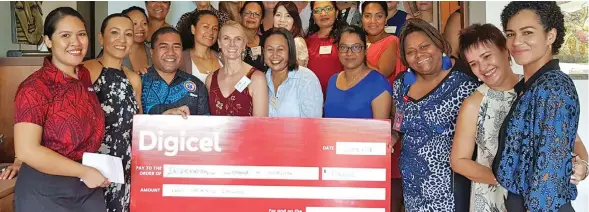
[130,115,392,212]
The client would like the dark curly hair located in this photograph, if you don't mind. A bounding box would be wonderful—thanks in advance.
[500,1,565,55]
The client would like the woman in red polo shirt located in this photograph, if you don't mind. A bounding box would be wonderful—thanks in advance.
[12,7,109,212]
[306,1,344,97]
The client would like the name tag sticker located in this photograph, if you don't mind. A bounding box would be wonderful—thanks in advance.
[234,76,252,93]
[385,26,397,34]
[319,45,332,55]
[251,46,262,56]
[189,93,199,98]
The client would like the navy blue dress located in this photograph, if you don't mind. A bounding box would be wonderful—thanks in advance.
[392,68,479,211]
[386,10,408,36]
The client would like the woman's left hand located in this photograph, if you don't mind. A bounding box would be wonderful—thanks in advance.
[0,163,21,180]
[571,155,588,185]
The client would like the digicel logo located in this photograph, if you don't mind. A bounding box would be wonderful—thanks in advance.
[139,131,222,156]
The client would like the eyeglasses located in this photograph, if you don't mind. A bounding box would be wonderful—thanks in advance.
[243,11,261,18]
[338,44,364,53]
[313,6,334,14]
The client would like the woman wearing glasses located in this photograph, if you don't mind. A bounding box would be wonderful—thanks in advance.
[240,1,267,72]
[324,25,392,119]
[306,1,344,97]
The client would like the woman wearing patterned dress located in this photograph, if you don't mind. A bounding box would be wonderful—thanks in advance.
[494,2,587,211]
[83,13,142,212]
[13,7,108,211]
[391,18,480,211]
[205,20,268,117]
[450,23,588,212]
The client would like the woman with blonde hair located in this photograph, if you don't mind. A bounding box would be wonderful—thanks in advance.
[206,20,268,116]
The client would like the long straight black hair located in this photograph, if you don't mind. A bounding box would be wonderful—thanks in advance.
[305,1,345,43]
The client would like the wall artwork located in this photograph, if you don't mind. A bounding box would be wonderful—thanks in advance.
[557,1,588,65]
[11,1,44,45]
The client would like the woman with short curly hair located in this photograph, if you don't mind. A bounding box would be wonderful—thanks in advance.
[493,2,581,211]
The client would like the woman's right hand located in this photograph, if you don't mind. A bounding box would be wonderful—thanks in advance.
[80,166,110,188]
[135,67,149,75]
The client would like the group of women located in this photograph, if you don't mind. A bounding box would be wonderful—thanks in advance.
[1,1,588,212]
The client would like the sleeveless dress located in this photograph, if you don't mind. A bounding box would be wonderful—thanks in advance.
[471,84,514,212]
[208,68,255,116]
[93,64,139,212]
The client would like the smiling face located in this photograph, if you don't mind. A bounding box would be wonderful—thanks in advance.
[146,1,170,20]
[312,1,337,29]
[464,42,512,88]
[127,10,148,43]
[241,2,263,30]
[44,15,88,69]
[264,34,289,72]
[100,17,133,60]
[338,32,366,70]
[151,32,182,73]
[362,3,386,36]
[218,25,247,61]
[192,14,219,47]
[404,31,443,75]
[505,9,556,67]
[273,6,294,31]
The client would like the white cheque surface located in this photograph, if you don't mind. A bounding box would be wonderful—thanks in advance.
[163,165,319,180]
[321,167,386,181]
[162,184,386,200]
[335,142,387,156]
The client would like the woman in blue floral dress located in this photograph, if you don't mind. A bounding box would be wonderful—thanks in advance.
[391,18,480,211]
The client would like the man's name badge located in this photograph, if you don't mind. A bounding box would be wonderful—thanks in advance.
[319,45,332,55]
[235,76,252,93]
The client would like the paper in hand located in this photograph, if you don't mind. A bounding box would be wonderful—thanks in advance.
[82,152,125,184]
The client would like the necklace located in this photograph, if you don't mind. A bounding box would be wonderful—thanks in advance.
[192,50,217,74]
[343,70,367,89]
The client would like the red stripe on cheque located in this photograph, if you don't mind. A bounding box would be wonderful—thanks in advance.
[131,115,392,212]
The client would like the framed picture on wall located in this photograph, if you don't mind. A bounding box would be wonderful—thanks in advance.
[403,1,440,30]
[10,1,44,45]
[556,1,588,74]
